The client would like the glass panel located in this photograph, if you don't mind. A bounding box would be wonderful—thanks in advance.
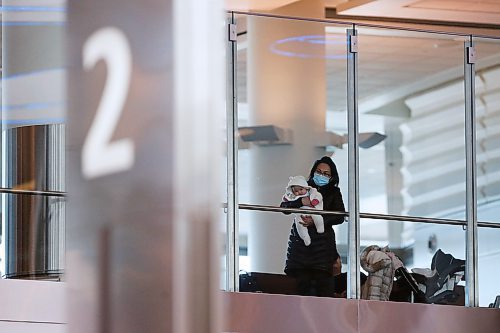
[357,26,467,220]
[474,35,500,307]
[361,218,466,306]
[478,226,500,307]
[1,2,67,279]
[356,27,467,303]
[236,13,349,291]
[473,36,500,224]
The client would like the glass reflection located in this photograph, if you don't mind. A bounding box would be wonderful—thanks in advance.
[2,193,65,280]
[2,2,66,129]
[1,1,67,280]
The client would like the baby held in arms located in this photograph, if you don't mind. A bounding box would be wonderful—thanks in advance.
[282,176,324,246]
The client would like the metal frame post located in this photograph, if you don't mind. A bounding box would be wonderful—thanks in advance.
[464,36,478,307]
[347,26,360,299]
[226,13,239,292]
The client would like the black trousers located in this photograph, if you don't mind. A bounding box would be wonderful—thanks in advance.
[294,269,334,297]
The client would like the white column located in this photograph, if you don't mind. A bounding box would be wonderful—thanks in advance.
[246,0,326,273]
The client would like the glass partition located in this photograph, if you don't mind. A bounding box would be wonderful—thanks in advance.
[473,36,500,223]
[473,36,500,307]
[226,11,500,306]
[234,13,349,281]
[357,26,467,219]
[356,26,467,305]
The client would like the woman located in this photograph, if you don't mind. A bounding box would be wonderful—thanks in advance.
[280,156,346,296]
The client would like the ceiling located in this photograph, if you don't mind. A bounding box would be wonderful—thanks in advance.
[235,16,500,115]
[227,0,500,28]
[230,0,500,121]
[334,0,500,26]
[229,0,500,117]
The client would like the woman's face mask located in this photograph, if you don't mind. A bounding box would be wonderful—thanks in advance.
[313,172,330,186]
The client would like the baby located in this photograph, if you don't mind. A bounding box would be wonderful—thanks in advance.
[282,175,324,246]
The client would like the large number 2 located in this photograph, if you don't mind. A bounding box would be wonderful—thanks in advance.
[82,27,135,179]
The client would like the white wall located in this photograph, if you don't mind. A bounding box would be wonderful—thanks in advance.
[0,279,66,332]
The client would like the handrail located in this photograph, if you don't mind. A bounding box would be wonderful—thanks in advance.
[0,187,66,198]
[237,203,347,217]
[233,203,500,229]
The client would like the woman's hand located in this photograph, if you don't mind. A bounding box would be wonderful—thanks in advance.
[301,196,311,206]
[300,215,314,227]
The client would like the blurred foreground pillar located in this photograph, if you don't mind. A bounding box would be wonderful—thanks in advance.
[66,1,223,332]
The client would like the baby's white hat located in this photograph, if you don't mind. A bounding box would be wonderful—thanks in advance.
[287,175,310,189]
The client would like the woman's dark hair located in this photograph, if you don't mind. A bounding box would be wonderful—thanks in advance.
[307,156,340,187]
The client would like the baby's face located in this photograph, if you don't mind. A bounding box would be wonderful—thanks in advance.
[292,186,308,196]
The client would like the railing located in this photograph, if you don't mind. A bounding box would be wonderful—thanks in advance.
[236,204,500,229]
[225,9,500,307]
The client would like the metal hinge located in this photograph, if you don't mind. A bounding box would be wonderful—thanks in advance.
[467,46,476,64]
[228,23,237,42]
[349,35,358,53]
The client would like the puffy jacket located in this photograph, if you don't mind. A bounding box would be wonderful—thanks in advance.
[360,245,402,301]
[283,157,346,276]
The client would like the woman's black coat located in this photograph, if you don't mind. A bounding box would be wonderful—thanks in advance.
[282,156,346,276]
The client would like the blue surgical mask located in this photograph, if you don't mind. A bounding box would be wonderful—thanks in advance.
[313,173,330,186]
